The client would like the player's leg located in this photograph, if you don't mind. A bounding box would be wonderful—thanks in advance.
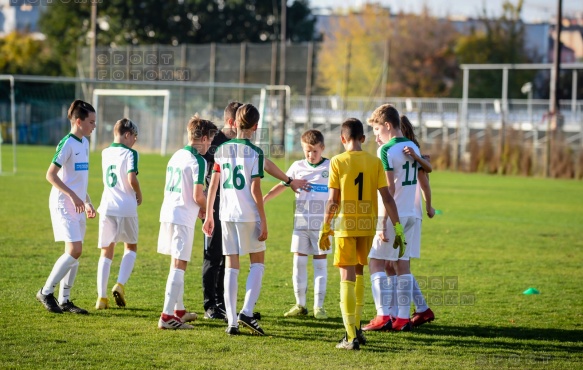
[393,217,416,331]
[312,255,328,319]
[334,237,359,350]
[221,221,241,333]
[112,216,138,307]
[385,261,398,319]
[409,219,434,326]
[284,241,309,316]
[365,232,393,331]
[96,243,114,309]
[202,198,225,319]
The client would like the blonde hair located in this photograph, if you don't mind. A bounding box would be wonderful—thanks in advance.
[187,115,218,141]
[367,103,400,130]
[235,104,260,130]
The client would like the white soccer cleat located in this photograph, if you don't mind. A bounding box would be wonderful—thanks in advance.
[158,315,194,330]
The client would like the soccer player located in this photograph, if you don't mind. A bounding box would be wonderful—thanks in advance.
[202,103,268,336]
[363,104,425,332]
[318,118,404,350]
[36,99,96,314]
[157,116,217,330]
[400,115,435,327]
[95,118,142,310]
[264,130,331,319]
[201,101,307,321]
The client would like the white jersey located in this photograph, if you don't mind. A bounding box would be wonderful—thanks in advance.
[213,138,264,222]
[97,143,139,217]
[377,137,421,218]
[49,133,90,209]
[159,146,207,227]
[414,182,423,220]
[286,158,330,231]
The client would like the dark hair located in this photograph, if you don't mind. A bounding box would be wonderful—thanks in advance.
[400,115,420,148]
[67,99,95,121]
[236,104,260,130]
[188,115,218,141]
[114,118,138,136]
[341,118,364,141]
[301,130,324,146]
[224,101,243,121]
[367,103,400,130]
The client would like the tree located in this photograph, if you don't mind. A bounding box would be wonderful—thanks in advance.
[317,4,458,98]
[0,32,61,75]
[452,0,536,98]
[38,0,317,76]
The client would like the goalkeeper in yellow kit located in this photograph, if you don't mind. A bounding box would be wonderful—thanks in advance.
[318,118,405,350]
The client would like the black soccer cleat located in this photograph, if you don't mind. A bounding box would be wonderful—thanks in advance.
[237,313,265,336]
[59,300,89,314]
[36,289,63,314]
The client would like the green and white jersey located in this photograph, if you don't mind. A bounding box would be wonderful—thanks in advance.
[377,137,421,218]
[49,133,90,209]
[285,158,330,231]
[213,138,264,222]
[97,143,139,217]
[159,146,207,227]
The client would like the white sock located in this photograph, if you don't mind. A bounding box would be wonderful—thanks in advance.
[412,275,429,313]
[42,253,77,295]
[97,257,112,298]
[117,250,136,285]
[293,255,308,307]
[388,275,398,318]
[240,263,265,317]
[397,274,413,319]
[162,268,184,316]
[313,258,327,309]
[224,268,239,326]
[59,260,79,304]
[174,277,185,312]
[370,271,390,316]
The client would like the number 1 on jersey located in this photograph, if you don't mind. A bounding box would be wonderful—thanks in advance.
[354,172,363,201]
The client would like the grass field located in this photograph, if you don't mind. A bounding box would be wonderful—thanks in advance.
[1,145,582,369]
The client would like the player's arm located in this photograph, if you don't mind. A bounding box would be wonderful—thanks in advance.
[263,183,286,203]
[378,186,400,227]
[323,187,340,225]
[403,146,432,173]
[251,177,268,241]
[193,183,206,215]
[128,172,143,206]
[418,171,435,218]
[264,158,307,193]
[202,170,219,236]
[386,170,396,197]
[46,163,85,213]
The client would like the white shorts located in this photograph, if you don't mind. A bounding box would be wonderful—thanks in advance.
[221,221,266,256]
[290,229,331,256]
[50,207,86,243]
[369,216,417,261]
[407,219,422,259]
[157,222,194,262]
[98,215,138,247]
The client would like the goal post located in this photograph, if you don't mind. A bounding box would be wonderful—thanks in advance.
[92,89,170,155]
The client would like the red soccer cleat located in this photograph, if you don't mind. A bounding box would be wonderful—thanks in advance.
[362,315,392,331]
[391,317,412,331]
[411,308,435,327]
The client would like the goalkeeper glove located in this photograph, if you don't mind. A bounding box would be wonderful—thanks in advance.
[318,223,334,251]
[392,222,407,258]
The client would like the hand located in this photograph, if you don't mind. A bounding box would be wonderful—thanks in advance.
[290,179,309,193]
[376,225,389,242]
[403,146,418,160]
[318,223,334,251]
[258,222,268,241]
[426,206,435,218]
[198,208,206,220]
[202,218,214,237]
[392,222,407,258]
[70,194,85,213]
[85,203,96,219]
[136,192,143,206]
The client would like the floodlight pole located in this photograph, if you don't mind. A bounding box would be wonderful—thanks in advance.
[547,0,563,177]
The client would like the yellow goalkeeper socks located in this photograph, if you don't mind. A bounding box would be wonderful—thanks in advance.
[355,274,365,330]
[340,280,356,341]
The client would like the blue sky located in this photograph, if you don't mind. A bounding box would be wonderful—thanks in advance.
[309,0,583,23]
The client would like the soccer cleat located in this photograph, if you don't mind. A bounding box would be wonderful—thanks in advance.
[204,306,225,320]
[356,328,367,345]
[411,308,435,327]
[175,310,198,322]
[60,300,89,314]
[225,326,240,335]
[392,317,412,331]
[336,337,360,350]
[95,297,109,310]
[362,315,392,331]
[111,283,126,307]
[36,289,63,314]
[284,304,308,317]
[313,307,328,319]
[158,314,194,330]
[238,313,265,336]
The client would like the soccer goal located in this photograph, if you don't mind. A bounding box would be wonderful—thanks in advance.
[91,89,170,155]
